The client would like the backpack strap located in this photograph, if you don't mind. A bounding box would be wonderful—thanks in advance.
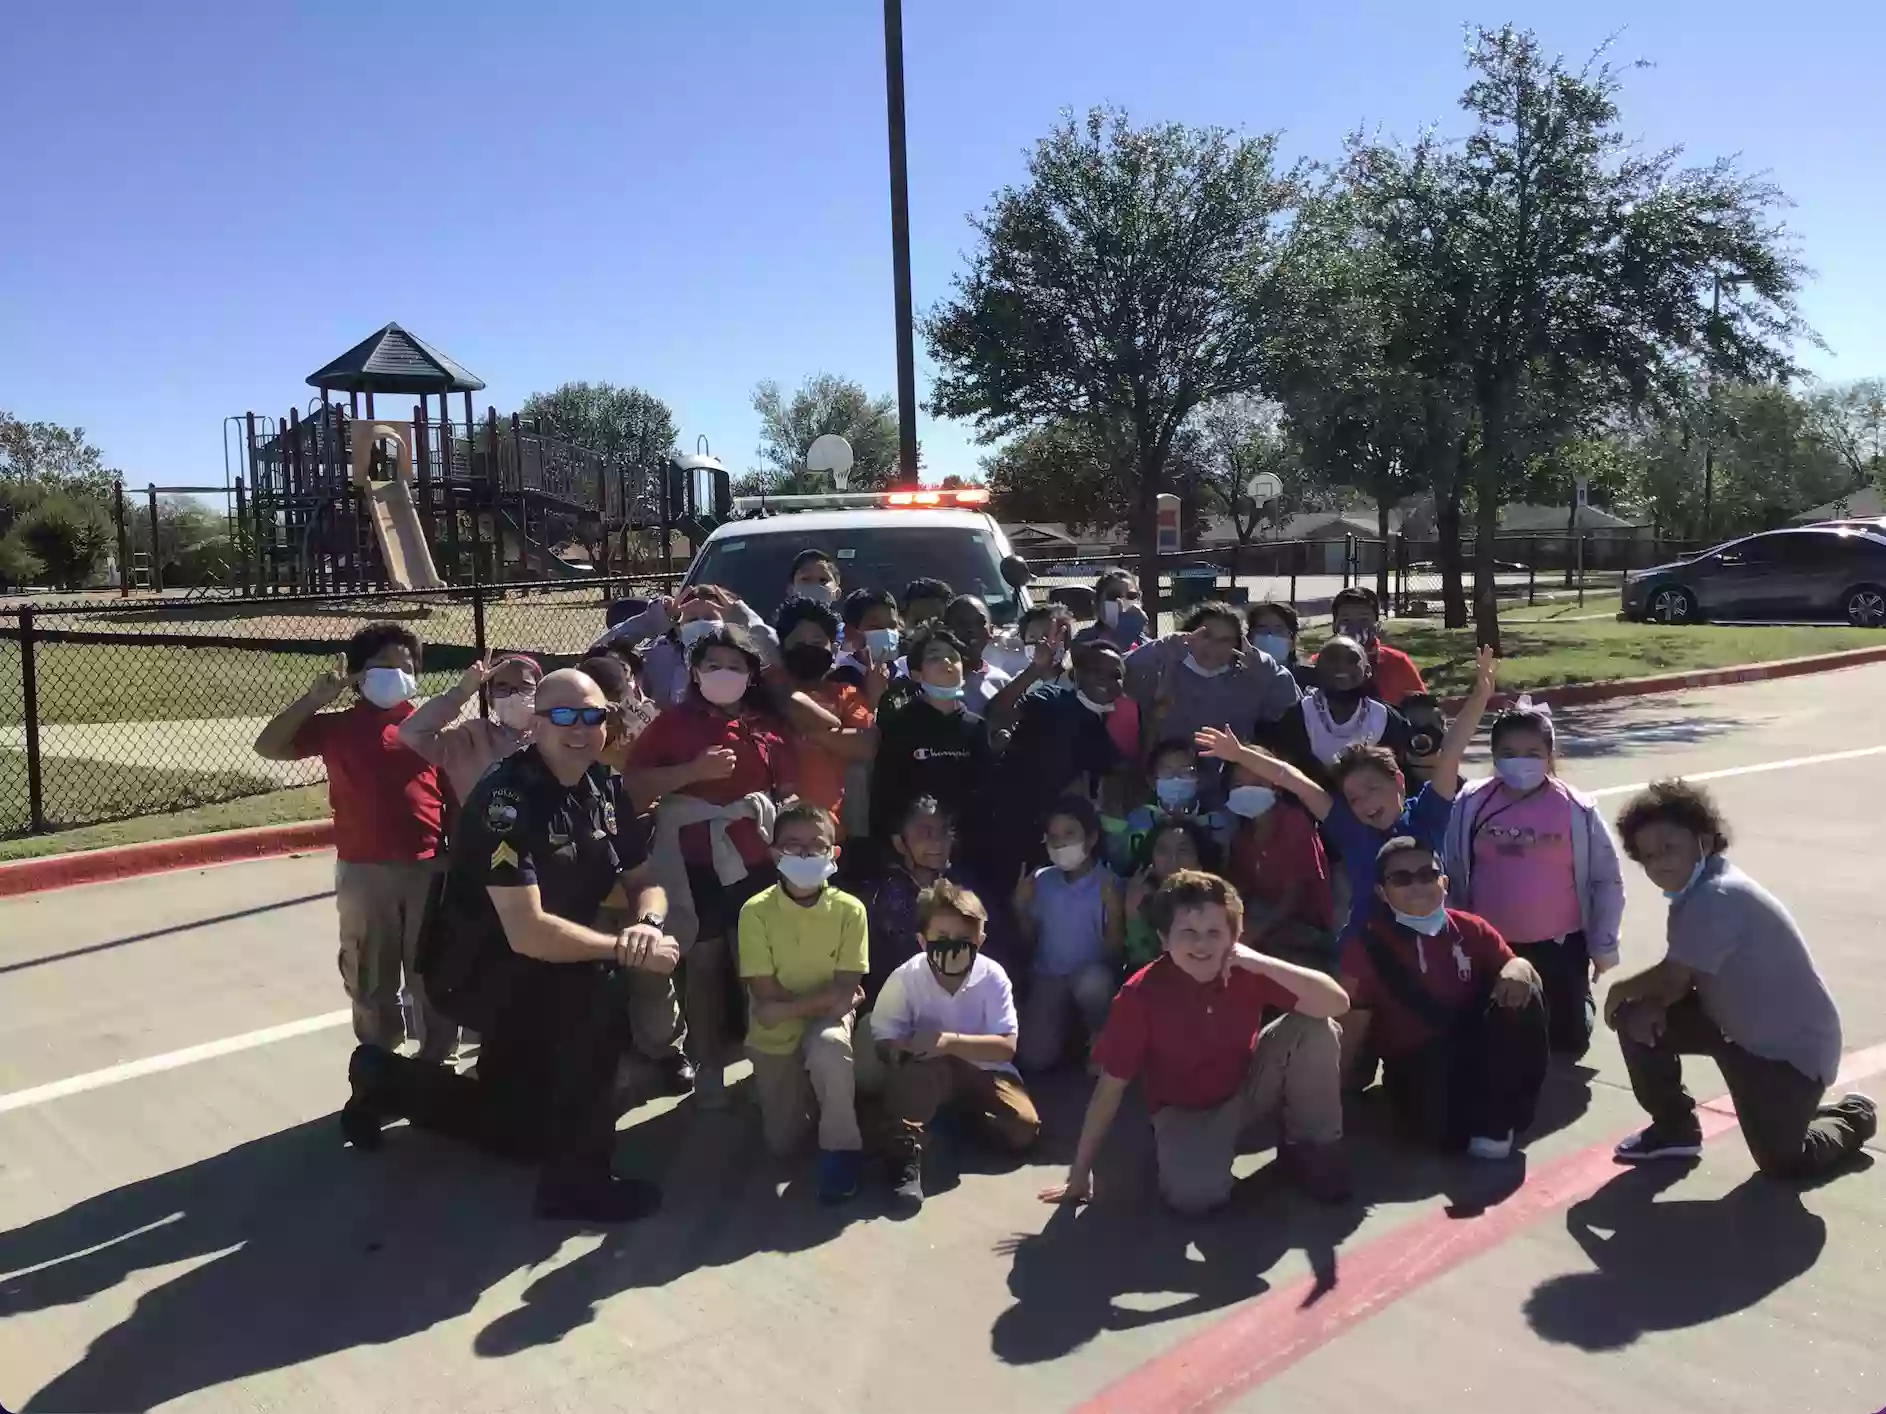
[1359,920,1458,1035]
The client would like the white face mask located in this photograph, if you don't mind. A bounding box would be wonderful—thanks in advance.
[1047,842,1088,871]
[697,667,749,706]
[1226,784,1277,819]
[1075,689,1115,715]
[1182,653,1230,679]
[791,581,836,605]
[678,619,720,649]
[776,853,837,890]
[1100,599,1122,628]
[493,693,537,731]
[360,667,417,708]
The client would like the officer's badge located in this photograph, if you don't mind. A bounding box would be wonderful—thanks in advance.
[599,794,618,835]
[485,789,522,834]
[490,840,520,871]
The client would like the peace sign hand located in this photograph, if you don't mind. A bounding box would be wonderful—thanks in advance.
[309,653,353,706]
[456,653,493,697]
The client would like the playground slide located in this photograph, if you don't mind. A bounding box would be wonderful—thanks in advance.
[365,478,445,591]
[499,509,595,578]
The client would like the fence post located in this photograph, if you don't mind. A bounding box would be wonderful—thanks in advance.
[1528,562,1537,607]
[19,606,46,834]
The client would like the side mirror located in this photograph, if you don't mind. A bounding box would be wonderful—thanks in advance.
[1049,585,1097,619]
[1000,554,1034,590]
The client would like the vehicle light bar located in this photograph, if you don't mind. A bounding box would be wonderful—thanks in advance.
[730,486,992,513]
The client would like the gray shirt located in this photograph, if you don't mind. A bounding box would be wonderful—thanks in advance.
[1123,633,1301,745]
[1666,856,1842,1085]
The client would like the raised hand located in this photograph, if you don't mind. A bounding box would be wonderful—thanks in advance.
[1193,725,1247,763]
[309,653,353,706]
[456,653,493,697]
[1472,645,1498,700]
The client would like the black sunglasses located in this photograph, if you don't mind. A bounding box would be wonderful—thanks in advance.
[538,705,610,727]
[1383,865,1443,889]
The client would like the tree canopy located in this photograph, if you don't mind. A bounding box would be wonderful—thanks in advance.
[742,373,900,495]
[517,382,678,471]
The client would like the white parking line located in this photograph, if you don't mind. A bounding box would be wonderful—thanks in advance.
[1584,744,1886,799]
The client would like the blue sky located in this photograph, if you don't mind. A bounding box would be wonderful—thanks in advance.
[4,0,1881,497]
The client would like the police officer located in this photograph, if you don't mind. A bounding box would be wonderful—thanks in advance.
[344,668,679,1224]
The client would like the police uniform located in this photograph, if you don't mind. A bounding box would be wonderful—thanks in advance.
[353,745,660,1219]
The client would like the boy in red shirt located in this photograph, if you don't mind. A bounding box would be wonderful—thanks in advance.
[1039,871,1351,1215]
[1331,586,1426,707]
[1338,838,1547,1160]
[255,623,455,1067]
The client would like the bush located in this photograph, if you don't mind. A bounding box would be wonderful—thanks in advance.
[19,493,113,589]
[0,524,45,586]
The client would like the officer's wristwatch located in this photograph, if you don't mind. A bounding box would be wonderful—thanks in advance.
[634,911,667,932]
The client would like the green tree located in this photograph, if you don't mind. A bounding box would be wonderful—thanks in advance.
[16,490,113,589]
[0,414,120,503]
[517,382,678,471]
[1193,396,1327,573]
[1806,379,1886,492]
[748,373,900,494]
[926,106,1301,597]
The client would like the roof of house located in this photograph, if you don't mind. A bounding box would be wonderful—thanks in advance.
[1497,501,1639,533]
[305,322,487,395]
[1792,487,1885,524]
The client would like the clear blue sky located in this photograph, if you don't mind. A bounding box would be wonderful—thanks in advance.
[4,0,1881,497]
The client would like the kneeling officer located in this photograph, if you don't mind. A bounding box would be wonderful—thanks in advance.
[346,667,678,1223]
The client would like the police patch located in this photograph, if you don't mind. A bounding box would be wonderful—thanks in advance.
[485,789,522,835]
[490,840,520,871]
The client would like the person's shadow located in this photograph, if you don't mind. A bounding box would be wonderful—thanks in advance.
[1523,1159,1843,1351]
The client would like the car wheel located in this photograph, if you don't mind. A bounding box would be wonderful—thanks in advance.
[1646,585,1698,625]
[1844,584,1886,627]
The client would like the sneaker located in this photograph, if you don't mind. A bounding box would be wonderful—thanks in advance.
[888,1155,925,1213]
[1614,1123,1704,1163]
[1820,1092,1878,1144]
[341,1044,391,1150]
[1276,1141,1353,1203]
[818,1149,863,1204]
[1467,1132,1515,1162]
[654,1054,697,1097]
[534,1174,663,1224]
[693,1065,733,1111]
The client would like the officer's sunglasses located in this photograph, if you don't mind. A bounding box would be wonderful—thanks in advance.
[538,705,610,727]
[1383,865,1442,889]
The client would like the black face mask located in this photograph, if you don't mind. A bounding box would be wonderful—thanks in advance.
[1321,684,1366,714]
[783,644,835,682]
[925,938,978,976]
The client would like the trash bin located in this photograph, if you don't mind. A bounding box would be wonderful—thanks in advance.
[1170,565,1221,610]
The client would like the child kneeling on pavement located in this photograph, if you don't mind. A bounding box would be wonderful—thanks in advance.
[738,801,868,1203]
[1040,870,1352,1216]
[870,880,1041,1211]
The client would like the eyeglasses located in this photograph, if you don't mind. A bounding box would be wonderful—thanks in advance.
[538,706,609,726]
[776,845,834,859]
[1383,865,1443,888]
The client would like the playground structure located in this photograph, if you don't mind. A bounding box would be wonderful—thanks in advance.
[206,322,713,595]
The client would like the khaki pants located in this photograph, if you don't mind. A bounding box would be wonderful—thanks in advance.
[335,859,456,1063]
[880,1053,1041,1161]
[748,1015,862,1155]
[1017,964,1118,1072]
[1150,1012,1343,1216]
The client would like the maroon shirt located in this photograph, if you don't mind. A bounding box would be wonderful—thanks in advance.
[1091,955,1295,1112]
[291,701,442,863]
[624,698,798,867]
[1338,908,1513,1058]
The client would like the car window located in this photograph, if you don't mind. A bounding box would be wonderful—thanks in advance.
[688,524,1021,624]
[1756,532,1833,565]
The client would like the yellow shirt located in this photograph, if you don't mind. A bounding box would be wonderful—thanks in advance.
[738,883,870,1055]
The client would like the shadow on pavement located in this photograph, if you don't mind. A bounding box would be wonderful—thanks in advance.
[1549,701,1756,761]
[0,1082,858,1411]
[1522,1160,1836,1351]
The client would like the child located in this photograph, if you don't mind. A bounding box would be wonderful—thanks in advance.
[1014,795,1124,1073]
[901,577,955,628]
[738,801,869,1202]
[254,622,456,1069]
[773,596,879,835]
[786,547,842,605]
[1121,816,1217,970]
[397,651,541,803]
[1224,764,1335,961]
[870,624,993,839]
[856,795,974,1003]
[1605,780,1873,1178]
[1112,736,1233,870]
[870,880,1040,1210]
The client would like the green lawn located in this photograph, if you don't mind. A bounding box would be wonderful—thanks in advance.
[0,750,303,847]
[0,781,330,862]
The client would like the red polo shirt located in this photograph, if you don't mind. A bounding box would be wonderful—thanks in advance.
[1091,955,1295,1112]
[1367,643,1427,707]
[290,701,442,863]
[624,698,798,867]
[1338,908,1512,1058]
[1228,799,1334,931]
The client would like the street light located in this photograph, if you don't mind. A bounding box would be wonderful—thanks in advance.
[883,0,919,481]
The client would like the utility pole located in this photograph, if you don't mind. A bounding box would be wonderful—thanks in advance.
[1701,273,1720,541]
[883,0,920,481]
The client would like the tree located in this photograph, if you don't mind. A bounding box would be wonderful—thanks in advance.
[1193,396,1324,574]
[1806,379,1886,492]
[517,382,678,471]
[12,489,112,589]
[748,374,900,494]
[927,106,1301,597]
[0,414,119,503]
[980,420,1130,533]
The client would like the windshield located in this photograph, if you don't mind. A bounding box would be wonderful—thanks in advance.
[687,522,1023,624]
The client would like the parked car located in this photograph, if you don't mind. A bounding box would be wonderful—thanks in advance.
[1619,526,1886,626]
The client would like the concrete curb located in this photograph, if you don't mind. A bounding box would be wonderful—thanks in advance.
[0,820,334,899]
[1440,643,1886,713]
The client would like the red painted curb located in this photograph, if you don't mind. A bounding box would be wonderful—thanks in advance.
[1441,643,1886,713]
[0,820,335,899]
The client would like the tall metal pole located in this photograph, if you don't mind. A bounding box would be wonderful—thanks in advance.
[1701,273,1720,542]
[884,0,919,481]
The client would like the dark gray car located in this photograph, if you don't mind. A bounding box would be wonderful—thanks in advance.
[1620,526,1886,626]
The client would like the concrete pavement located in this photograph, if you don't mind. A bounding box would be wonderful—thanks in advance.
[2,665,1883,1413]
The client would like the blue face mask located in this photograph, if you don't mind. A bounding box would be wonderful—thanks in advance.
[1662,847,1710,901]
[1154,775,1198,809]
[1393,905,1449,936]
[864,628,902,663]
[1251,632,1292,664]
[920,681,964,701]
[1494,757,1550,792]
[1113,604,1148,641]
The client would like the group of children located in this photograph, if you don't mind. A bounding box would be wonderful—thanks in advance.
[258,557,1876,1218]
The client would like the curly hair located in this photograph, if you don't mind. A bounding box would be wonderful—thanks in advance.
[1147,869,1244,936]
[1615,779,1733,860]
[344,622,422,675]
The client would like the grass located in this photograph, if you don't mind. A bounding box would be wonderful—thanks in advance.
[0,781,329,862]
[0,751,321,851]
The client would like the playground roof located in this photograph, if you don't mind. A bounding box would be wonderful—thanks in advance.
[305,322,487,394]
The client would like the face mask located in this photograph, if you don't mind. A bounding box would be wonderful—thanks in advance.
[493,694,537,730]
[791,581,836,605]
[678,619,719,650]
[925,938,978,977]
[1183,653,1230,679]
[1663,847,1710,901]
[1495,757,1549,792]
[920,680,964,701]
[1226,784,1276,819]
[360,667,417,708]
[782,644,835,682]
[1393,905,1448,936]
[696,667,749,706]
[1100,599,1122,627]
[1154,775,1197,809]
[864,627,901,664]
[1320,685,1365,714]
[1252,632,1292,663]
[1114,605,1148,641]
[776,853,837,890]
[1075,689,1115,715]
[1047,842,1089,870]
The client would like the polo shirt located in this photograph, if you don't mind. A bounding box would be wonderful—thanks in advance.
[624,698,798,867]
[869,952,1020,1074]
[1228,799,1334,931]
[1327,782,1454,933]
[1338,908,1512,1058]
[738,883,870,1055]
[290,701,442,863]
[1367,643,1427,707]
[1091,955,1295,1112]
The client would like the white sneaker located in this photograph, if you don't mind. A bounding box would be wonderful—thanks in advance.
[1467,1132,1515,1161]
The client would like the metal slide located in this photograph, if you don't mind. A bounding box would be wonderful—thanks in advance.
[350,420,445,591]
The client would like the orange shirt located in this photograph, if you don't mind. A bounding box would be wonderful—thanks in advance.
[1369,642,1428,706]
[794,681,874,834]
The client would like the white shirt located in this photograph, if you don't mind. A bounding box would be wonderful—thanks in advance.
[965,663,1012,714]
[870,952,1020,1074]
